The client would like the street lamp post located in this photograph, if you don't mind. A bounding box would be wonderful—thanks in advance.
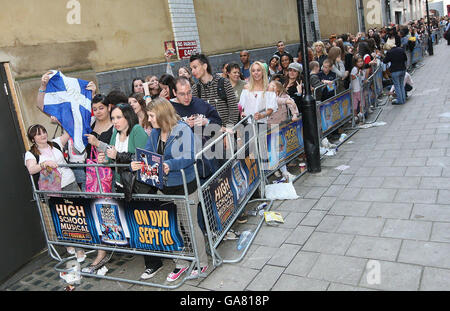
[425,0,434,55]
[296,0,321,173]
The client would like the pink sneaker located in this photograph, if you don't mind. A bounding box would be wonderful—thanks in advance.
[190,266,208,277]
[166,267,188,282]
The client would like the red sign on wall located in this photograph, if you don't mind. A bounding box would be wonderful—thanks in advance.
[176,40,198,59]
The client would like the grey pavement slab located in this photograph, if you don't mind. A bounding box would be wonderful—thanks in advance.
[420,267,450,291]
[430,222,450,243]
[359,260,422,291]
[272,274,329,291]
[197,264,259,291]
[302,232,354,255]
[328,200,371,217]
[316,215,345,233]
[284,225,315,245]
[398,240,450,269]
[307,254,367,286]
[267,244,301,267]
[411,204,450,222]
[380,219,432,241]
[284,251,320,277]
[336,216,385,236]
[367,202,413,219]
[246,265,285,291]
[346,236,402,261]
[394,189,438,204]
[354,188,398,203]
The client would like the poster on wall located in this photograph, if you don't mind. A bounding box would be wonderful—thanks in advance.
[319,90,352,134]
[47,197,184,252]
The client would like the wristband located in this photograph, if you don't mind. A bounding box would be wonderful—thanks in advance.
[39,89,45,93]
[144,95,151,100]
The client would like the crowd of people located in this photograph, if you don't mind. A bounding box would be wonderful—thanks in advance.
[24,14,448,283]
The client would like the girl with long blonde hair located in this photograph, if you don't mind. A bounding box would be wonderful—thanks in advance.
[238,61,277,123]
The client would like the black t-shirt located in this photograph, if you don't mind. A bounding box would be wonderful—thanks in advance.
[87,123,113,157]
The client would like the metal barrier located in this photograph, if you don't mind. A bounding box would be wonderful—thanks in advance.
[194,115,274,267]
[31,163,206,289]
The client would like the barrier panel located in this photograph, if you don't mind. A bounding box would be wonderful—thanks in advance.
[194,115,273,266]
[262,118,305,174]
[31,163,206,289]
[317,89,353,137]
[410,41,424,65]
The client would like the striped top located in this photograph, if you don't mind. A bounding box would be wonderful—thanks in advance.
[191,75,239,127]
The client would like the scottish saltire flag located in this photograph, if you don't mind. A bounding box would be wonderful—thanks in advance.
[43,71,92,153]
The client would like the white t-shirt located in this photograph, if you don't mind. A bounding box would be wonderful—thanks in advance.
[24,140,76,188]
[350,67,366,93]
[53,137,87,163]
[239,90,278,123]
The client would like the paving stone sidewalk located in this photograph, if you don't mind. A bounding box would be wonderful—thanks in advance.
[2,41,449,291]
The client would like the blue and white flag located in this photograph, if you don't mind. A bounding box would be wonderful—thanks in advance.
[43,70,92,153]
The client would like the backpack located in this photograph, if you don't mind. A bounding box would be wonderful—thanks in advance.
[196,77,228,102]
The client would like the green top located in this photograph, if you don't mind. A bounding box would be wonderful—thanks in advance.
[109,124,148,184]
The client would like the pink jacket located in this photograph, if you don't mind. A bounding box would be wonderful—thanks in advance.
[267,94,299,125]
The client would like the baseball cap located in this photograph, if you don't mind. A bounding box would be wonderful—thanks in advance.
[288,62,303,73]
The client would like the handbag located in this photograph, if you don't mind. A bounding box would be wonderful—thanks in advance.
[86,146,113,193]
[38,167,62,192]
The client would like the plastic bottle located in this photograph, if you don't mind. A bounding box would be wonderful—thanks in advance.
[237,231,253,251]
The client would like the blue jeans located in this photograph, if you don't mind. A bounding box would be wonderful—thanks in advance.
[391,70,406,105]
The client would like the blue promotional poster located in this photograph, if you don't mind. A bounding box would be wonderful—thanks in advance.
[136,148,164,190]
[123,200,184,252]
[265,119,304,171]
[48,197,184,252]
[319,90,352,134]
[207,149,260,231]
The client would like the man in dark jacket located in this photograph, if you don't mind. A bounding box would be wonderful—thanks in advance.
[171,76,222,129]
[383,43,407,105]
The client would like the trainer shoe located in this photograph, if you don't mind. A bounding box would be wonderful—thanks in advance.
[190,266,208,277]
[166,267,188,282]
[237,214,248,224]
[141,264,163,280]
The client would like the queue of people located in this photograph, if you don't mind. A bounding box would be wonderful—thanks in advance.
[25,14,447,284]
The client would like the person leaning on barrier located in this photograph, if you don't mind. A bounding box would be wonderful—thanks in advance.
[130,97,209,282]
[83,94,114,275]
[317,59,337,102]
[97,103,148,197]
[170,76,223,181]
[24,124,86,262]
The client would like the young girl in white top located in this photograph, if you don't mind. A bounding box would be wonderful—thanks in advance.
[24,124,86,262]
[350,55,368,125]
[239,61,278,123]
